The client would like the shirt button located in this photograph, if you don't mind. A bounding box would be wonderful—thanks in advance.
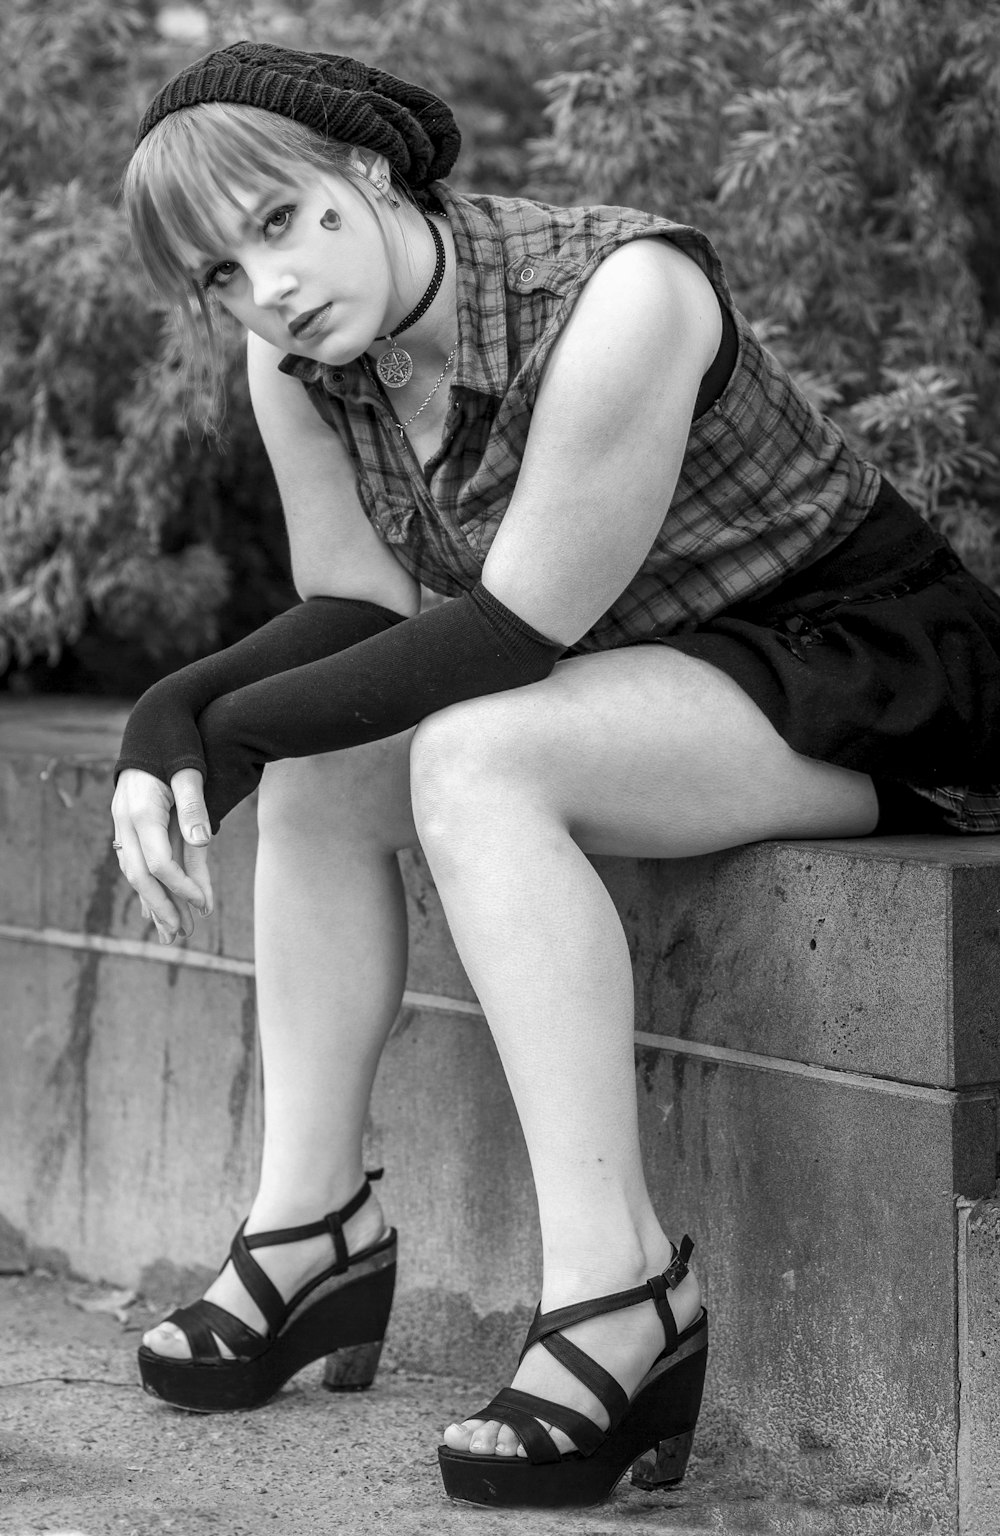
[519,265,535,283]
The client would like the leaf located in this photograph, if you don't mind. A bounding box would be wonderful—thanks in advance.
[67,1286,139,1325]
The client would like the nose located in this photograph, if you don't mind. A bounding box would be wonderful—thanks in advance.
[248,259,297,310]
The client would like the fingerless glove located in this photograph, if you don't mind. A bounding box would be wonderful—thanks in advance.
[198,583,564,829]
[114,596,407,787]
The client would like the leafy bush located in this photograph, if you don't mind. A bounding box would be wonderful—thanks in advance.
[2,0,999,694]
[533,0,1000,581]
[0,0,279,693]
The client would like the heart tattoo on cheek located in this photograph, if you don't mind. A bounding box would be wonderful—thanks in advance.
[320,209,342,230]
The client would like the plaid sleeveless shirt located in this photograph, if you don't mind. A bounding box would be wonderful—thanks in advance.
[279,186,881,651]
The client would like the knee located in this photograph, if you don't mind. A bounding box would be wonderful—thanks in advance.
[409,695,552,849]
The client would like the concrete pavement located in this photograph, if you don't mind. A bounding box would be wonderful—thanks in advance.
[0,1270,925,1536]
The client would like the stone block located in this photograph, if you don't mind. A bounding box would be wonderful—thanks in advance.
[0,754,44,928]
[596,840,1000,1088]
[0,937,261,1284]
[399,849,477,1004]
[368,1002,537,1378]
[2,699,1000,1534]
[0,1211,28,1274]
[960,1197,1000,1534]
[635,1042,961,1508]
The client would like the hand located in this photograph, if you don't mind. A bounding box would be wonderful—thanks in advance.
[111,767,215,945]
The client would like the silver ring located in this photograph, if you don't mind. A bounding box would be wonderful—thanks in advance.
[112,839,123,850]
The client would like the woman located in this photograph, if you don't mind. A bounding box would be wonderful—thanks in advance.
[112,41,1000,1510]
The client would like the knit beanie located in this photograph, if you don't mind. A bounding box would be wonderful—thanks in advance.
[134,41,461,190]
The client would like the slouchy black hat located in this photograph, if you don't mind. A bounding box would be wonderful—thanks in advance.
[134,41,461,190]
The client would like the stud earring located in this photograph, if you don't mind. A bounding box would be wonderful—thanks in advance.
[320,208,342,230]
[375,172,400,209]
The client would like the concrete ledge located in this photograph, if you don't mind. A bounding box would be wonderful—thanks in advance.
[1,698,999,1532]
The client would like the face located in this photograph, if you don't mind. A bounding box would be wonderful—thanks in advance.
[190,168,401,361]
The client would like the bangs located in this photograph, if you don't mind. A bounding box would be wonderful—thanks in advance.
[123,103,353,301]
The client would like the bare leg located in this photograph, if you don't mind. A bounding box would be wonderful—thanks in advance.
[144,732,418,1357]
[409,648,877,1456]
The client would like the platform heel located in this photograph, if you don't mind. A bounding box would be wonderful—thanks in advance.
[323,1336,386,1391]
[438,1236,707,1509]
[631,1428,697,1489]
[630,1311,707,1488]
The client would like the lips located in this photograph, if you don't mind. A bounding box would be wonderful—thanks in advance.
[289,303,332,340]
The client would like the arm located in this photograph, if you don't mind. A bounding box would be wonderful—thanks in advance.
[113,595,407,787]
[191,239,721,827]
[112,332,421,932]
[246,330,419,614]
[115,333,422,783]
[481,236,721,642]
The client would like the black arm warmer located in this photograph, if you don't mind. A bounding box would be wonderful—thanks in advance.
[114,596,406,787]
[198,583,564,830]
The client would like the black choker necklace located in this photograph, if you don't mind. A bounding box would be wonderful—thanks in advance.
[375,216,446,389]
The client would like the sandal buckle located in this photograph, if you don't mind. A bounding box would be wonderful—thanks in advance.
[662,1234,694,1290]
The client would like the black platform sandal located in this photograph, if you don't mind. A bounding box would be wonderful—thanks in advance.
[138,1173,396,1412]
[438,1236,707,1509]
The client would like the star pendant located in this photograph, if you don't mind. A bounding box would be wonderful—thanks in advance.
[377,347,414,389]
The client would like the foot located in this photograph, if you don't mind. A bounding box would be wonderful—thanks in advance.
[142,1185,388,1361]
[441,1240,702,1459]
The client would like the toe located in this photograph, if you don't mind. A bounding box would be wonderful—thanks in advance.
[442,1416,486,1452]
[467,1419,502,1455]
[545,1422,577,1455]
[494,1424,522,1458]
[142,1321,190,1360]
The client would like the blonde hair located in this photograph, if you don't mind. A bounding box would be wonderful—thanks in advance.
[122,103,395,429]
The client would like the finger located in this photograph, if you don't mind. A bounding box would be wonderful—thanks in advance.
[114,836,168,936]
[171,767,212,850]
[182,841,215,917]
[135,813,211,914]
[112,774,191,942]
[122,843,186,943]
[167,817,208,921]
[164,821,199,937]
[112,817,180,940]
[120,820,203,940]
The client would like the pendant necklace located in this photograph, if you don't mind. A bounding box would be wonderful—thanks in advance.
[375,216,447,389]
[362,344,458,443]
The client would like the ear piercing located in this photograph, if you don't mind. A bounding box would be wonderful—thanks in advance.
[320,209,342,230]
[374,171,400,209]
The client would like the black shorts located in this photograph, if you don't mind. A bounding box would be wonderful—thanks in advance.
[651,478,1000,835]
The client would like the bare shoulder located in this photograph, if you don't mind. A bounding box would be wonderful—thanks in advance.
[569,236,722,373]
[587,236,720,308]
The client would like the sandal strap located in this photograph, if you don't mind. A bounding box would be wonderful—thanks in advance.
[457,1236,698,1469]
[170,1172,386,1356]
[161,1302,221,1362]
[522,1234,696,1357]
[193,1298,268,1358]
[664,1233,694,1289]
[476,1386,608,1461]
[243,1172,381,1277]
[645,1272,678,1353]
[650,1233,693,1351]
[469,1390,556,1464]
[229,1223,287,1334]
[163,1298,266,1363]
[538,1331,629,1429]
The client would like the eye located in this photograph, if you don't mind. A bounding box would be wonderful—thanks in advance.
[263,205,295,238]
[201,260,239,291]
